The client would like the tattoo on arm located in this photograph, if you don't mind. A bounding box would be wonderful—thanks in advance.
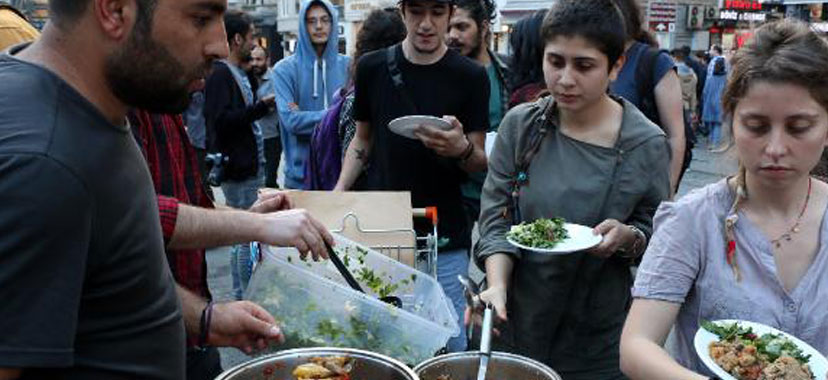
[355,148,367,162]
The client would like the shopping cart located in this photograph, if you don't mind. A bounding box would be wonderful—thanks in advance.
[331,207,439,278]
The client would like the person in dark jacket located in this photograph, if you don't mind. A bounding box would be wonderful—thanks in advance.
[204,10,275,299]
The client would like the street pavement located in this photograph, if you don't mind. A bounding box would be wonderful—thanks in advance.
[206,138,738,371]
[677,139,738,198]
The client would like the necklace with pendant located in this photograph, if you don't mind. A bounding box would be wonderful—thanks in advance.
[770,177,812,249]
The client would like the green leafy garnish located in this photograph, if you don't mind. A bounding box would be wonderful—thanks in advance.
[701,320,812,365]
[356,267,400,299]
[316,319,345,341]
[507,218,569,248]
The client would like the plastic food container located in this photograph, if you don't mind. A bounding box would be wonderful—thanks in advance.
[244,234,460,365]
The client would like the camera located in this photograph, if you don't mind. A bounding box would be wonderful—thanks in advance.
[205,153,229,186]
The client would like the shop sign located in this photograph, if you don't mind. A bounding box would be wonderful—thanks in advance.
[722,1,762,11]
[648,1,677,22]
[649,21,675,32]
[344,0,376,21]
[719,10,767,22]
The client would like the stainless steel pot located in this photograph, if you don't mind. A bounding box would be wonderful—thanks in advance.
[414,351,562,380]
[215,347,419,380]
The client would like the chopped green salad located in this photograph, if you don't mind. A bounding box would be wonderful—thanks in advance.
[701,320,812,365]
[507,218,569,249]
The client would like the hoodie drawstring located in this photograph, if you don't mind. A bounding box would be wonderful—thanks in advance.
[312,58,329,109]
[322,59,328,109]
[313,58,319,100]
[312,58,331,109]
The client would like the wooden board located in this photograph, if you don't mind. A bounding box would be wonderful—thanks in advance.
[285,191,417,266]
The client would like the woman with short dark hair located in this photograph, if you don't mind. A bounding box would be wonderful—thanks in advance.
[472,1,671,378]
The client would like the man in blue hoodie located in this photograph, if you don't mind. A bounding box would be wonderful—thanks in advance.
[272,0,350,189]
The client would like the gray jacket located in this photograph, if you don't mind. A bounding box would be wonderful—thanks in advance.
[475,96,671,379]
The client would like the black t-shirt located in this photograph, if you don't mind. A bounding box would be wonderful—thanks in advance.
[353,45,489,251]
[0,50,184,379]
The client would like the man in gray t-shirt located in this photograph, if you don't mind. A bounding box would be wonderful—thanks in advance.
[0,0,230,378]
[251,45,283,188]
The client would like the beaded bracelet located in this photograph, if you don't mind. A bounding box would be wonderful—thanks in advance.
[457,138,474,162]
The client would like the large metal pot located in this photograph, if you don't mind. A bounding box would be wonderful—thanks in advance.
[215,347,419,380]
[414,351,562,380]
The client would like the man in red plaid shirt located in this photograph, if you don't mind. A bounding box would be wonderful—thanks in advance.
[129,110,332,379]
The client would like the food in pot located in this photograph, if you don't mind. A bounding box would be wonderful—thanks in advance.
[292,356,353,380]
[507,218,569,249]
[702,321,814,380]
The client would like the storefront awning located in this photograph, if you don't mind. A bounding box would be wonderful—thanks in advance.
[499,0,552,13]
[782,0,827,4]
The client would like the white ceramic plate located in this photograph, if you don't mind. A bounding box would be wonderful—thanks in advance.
[694,319,828,380]
[506,223,603,254]
[485,131,498,158]
[388,115,452,139]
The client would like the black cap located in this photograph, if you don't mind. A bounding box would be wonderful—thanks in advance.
[399,0,455,5]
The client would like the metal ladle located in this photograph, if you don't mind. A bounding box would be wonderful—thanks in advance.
[477,304,493,380]
[458,275,493,380]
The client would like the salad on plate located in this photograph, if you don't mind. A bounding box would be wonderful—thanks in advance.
[700,320,815,380]
[506,218,569,249]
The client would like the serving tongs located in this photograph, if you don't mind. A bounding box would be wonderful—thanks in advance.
[458,275,493,380]
[324,241,403,308]
[458,274,480,343]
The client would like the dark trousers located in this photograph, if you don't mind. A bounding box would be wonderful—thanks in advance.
[462,196,481,239]
[194,147,214,199]
[263,136,282,188]
[186,347,223,380]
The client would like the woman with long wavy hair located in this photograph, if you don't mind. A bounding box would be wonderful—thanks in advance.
[621,20,828,380]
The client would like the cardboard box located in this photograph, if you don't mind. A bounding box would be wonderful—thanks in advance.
[285,191,417,266]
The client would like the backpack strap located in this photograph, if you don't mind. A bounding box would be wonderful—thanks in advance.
[509,100,554,224]
[636,47,660,100]
[634,46,662,127]
[386,44,419,114]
